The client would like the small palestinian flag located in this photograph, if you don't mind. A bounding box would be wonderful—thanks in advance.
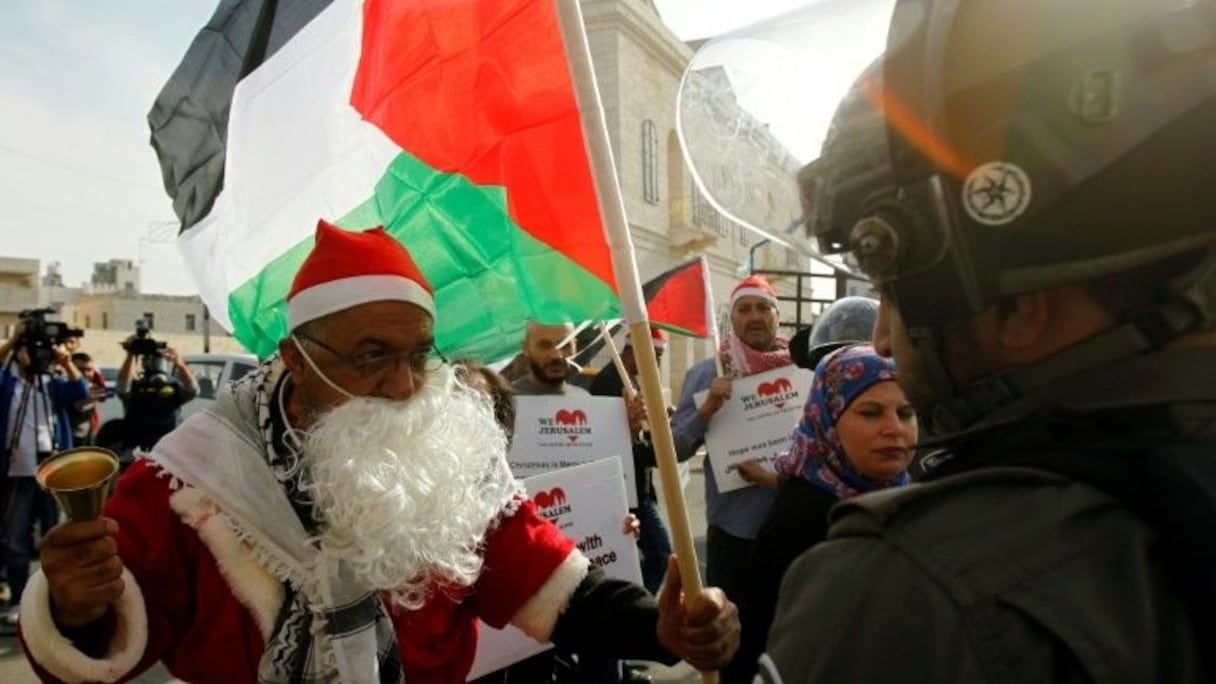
[643,256,715,338]
[149,0,621,361]
[570,257,715,366]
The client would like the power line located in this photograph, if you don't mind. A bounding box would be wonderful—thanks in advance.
[0,142,163,192]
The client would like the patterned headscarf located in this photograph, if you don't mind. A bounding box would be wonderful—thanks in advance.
[773,344,910,499]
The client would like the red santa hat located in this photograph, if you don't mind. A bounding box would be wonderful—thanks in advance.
[287,219,435,330]
[625,326,668,350]
[731,275,778,309]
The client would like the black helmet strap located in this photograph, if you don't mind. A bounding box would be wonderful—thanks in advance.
[923,249,1216,438]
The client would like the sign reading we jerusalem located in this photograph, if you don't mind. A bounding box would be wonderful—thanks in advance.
[699,366,814,493]
[466,458,642,680]
[509,396,637,507]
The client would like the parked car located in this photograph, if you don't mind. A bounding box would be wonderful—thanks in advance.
[93,366,122,444]
[98,365,118,398]
[174,352,259,420]
[94,352,260,451]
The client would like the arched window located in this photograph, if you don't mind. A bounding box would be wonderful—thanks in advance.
[641,119,659,204]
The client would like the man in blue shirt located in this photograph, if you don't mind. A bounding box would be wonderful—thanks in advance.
[0,322,87,624]
[670,275,790,608]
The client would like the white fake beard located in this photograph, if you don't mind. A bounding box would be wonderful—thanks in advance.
[298,367,521,608]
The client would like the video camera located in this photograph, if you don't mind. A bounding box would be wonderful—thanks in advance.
[121,319,173,392]
[122,318,168,358]
[16,308,83,373]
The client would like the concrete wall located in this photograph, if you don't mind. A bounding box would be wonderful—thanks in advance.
[63,295,216,336]
[0,257,40,323]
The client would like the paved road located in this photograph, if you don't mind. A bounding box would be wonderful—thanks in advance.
[0,456,712,683]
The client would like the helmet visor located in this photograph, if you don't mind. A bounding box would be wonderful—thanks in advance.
[676,0,895,250]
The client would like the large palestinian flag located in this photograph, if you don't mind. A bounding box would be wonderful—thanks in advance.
[149,0,621,360]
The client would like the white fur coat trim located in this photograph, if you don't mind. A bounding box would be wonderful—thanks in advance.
[168,485,284,640]
[20,568,147,684]
[508,550,589,642]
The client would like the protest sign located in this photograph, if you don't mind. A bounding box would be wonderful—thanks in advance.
[509,395,637,507]
[697,366,813,492]
[466,458,642,680]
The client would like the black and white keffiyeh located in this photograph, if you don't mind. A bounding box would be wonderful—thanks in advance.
[149,357,405,683]
[249,359,405,684]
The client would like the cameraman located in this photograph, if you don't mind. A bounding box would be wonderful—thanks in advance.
[65,334,109,446]
[0,321,87,624]
[116,337,198,456]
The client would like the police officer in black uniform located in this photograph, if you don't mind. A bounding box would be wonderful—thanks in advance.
[759,0,1216,681]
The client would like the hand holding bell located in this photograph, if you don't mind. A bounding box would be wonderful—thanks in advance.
[35,447,126,628]
[36,447,120,521]
[39,518,126,628]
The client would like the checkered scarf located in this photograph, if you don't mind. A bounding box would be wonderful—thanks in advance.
[145,356,403,683]
[718,331,792,377]
[242,358,406,684]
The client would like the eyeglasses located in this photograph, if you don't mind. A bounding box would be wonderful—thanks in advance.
[293,332,448,380]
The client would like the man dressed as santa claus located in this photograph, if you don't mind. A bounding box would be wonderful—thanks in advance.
[22,220,739,683]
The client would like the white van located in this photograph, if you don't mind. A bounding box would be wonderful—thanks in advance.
[175,352,260,420]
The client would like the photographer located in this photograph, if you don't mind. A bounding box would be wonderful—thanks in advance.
[65,334,109,446]
[116,329,198,456]
[67,352,106,446]
[0,318,87,625]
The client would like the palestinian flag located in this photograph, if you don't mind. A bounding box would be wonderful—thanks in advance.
[643,257,715,338]
[149,0,620,361]
[570,257,715,366]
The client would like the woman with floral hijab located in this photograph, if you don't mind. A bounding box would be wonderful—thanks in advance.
[726,344,917,683]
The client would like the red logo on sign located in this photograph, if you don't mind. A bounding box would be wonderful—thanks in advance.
[757,377,794,408]
[555,409,588,441]
[532,487,568,509]
[555,409,588,425]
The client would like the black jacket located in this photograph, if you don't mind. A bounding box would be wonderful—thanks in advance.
[588,362,657,507]
[728,477,838,684]
[120,377,196,450]
[762,348,1216,683]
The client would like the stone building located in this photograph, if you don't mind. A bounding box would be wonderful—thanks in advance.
[58,291,241,366]
[582,0,855,397]
[0,259,244,367]
[0,257,40,331]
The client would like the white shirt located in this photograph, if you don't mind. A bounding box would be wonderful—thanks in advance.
[7,372,54,477]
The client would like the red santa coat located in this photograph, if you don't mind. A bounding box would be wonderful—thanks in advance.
[22,459,582,684]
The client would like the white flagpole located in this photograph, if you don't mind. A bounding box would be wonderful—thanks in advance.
[580,318,620,354]
[555,2,716,680]
[557,318,594,350]
[598,321,638,401]
[701,256,727,377]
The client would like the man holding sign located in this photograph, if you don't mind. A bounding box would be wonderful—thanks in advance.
[507,320,640,504]
[671,276,788,606]
[511,318,649,683]
[511,321,587,396]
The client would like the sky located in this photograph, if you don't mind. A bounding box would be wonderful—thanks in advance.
[0,0,809,297]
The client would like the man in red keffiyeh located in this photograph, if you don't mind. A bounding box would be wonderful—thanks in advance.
[670,275,791,615]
